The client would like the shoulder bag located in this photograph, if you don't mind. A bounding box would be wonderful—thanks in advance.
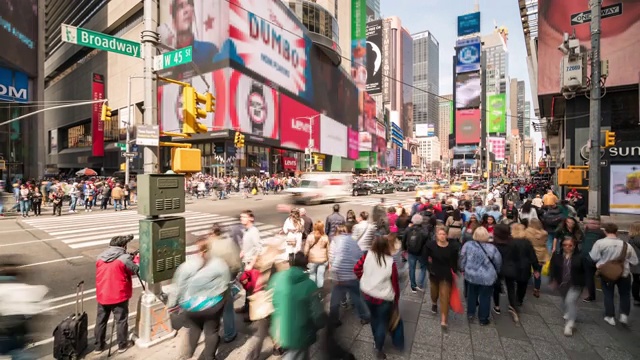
[475,241,499,276]
[597,241,628,283]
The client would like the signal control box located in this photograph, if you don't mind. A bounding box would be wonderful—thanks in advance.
[139,216,186,284]
[137,174,185,217]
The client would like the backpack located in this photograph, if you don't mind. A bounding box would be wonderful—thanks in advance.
[543,212,563,230]
[596,241,628,283]
[406,227,424,254]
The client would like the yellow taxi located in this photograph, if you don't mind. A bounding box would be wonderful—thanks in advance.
[450,181,469,193]
[415,183,442,199]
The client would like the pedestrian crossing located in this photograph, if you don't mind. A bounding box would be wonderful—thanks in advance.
[20,210,283,251]
[347,195,417,208]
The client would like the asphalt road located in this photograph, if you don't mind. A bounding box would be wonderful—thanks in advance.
[0,189,419,358]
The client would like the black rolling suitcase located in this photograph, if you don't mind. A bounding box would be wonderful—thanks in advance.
[52,281,88,359]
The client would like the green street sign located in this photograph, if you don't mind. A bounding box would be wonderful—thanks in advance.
[61,24,141,58]
[153,46,193,71]
[116,143,126,150]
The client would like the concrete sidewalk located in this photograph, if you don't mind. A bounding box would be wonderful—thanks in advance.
[42,276,640,360]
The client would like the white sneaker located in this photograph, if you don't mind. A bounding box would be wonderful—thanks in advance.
[68,210,73,213]
[564,321,574,336]
[563,313,569,320]
[604,316,616,326]
[619,314,628,325]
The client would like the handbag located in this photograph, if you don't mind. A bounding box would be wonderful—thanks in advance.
[449,271,464,314]
[597,241,628,282]
[541,260,551,276]
[248,289,274,321]
[388,304,401,331]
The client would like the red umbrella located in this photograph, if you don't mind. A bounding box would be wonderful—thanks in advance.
[76,168,98,177]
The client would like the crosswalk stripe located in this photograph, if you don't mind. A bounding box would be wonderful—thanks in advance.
[19,210,283,251]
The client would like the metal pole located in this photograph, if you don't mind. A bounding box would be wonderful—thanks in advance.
[486,142,491,192]
[587,0,602,220]
[141,0,159,175]
[480,49,487,180]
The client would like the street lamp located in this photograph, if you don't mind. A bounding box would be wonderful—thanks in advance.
[294,114,321,171]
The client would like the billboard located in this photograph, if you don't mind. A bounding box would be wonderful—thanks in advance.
[456,109,481,145]
[375,135,387,168]
[359,91,377,132]
[386,149,396,168]
[0,0,37,76]
[487,93,507,133]
[91,74,105,157]
[427,124,435,137]
[610,164,640,214]
[228,70,279,140]
[415,124,430,137]
[366,20,383,95]
[348,128,359,159]
[355,151,376,169]
[0,67,28,103]
[458,12,481,37]
[375,121,386,140]
[157,0,228,79]
[456,37,481,73]
[487,137,506,161]
[351,0,367,91]
[456,72,481,109]
[279,94,320,152]
[159,71,216,133]
[538,0,640,94]
[283,157,297,170]
[320,115,348,158]
[359,131,372,151]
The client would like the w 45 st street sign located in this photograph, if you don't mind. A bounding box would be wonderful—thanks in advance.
[61,24,141,58]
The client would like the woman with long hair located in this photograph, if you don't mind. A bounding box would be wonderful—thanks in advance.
[501,224,539,322]
[519,200,539,223]
[524,219,549,298]
[283,208,304,264]
[424,227,460,330]
[461,214,480,244]
[395,208,411,241]
[552,217,584,255]
[387,207,399,234]
[548,237,585,336]
[346,209,357,224]
[354,234,401,359]
[304,221,330,288]
[445,209,464,243]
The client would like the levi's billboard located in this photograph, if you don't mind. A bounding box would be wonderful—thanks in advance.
[283,157,297,170]
[279,94,320,152]
[538,0,640,94]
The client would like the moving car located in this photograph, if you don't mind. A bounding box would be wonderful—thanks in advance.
[396,181,417,192]
[371,182,395,194]
[352,183,371,196]
[450,181,469,193]
[415,183,442,199]
[286,172,352,205]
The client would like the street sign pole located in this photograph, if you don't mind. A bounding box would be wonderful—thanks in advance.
[588,0,602,220]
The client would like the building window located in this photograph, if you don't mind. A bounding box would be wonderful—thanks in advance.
[104,111,119,142]
[64,121,92,149]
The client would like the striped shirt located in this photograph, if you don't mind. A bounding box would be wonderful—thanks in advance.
[328,234,361,282]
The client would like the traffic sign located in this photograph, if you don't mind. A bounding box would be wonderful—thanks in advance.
[61,24,141,58]
[570,3,622,25]
[153,46,193,71]
[122,152,138,158]
[116,143,126,150]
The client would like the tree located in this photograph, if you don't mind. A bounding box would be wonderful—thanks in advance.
[431,160,442,171]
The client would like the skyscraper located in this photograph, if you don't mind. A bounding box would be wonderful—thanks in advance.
[412,31,440,138]
[481,30,508,96]
[366,0,381,20]
[438,95,453,160]
[524,101,531,137]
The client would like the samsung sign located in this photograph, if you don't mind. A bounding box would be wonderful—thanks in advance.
[0,67,29,102]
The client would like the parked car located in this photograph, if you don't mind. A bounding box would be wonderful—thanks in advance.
[396,181,417,192]
[352,183,371,196]
[371,182,395,194]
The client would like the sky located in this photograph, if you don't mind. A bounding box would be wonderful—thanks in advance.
[380,0,542,150]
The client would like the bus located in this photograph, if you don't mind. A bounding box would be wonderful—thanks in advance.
[461,172,480,183]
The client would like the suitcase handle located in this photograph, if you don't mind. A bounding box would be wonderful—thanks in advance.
[76,281,84,317]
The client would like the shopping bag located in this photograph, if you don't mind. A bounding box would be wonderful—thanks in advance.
[541,261,551,276]
[389,318,405,351]
[450,271,464,314]
[251,188,257,195]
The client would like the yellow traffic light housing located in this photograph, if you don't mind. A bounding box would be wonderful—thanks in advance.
[234,132,240,147]
[182,86,208,134]
[101,104,112,121]
[206,93,216,113]
[604,130,616,148]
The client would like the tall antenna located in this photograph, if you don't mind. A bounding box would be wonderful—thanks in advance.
[474,0,480,12]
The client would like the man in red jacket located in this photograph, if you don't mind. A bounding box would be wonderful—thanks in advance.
[94,235,138,354]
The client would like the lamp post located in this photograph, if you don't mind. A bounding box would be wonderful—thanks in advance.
[294,115,321,171]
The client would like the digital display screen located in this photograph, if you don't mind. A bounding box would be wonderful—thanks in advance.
[0,0,38,76]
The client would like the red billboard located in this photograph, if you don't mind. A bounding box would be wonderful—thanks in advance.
[538,0,640,95]
[283,157,297,170]
[359,92,377,133]
[91,73,105,157]
[348,128,359,160]
[280,95,320,152]
[456,109,481,145]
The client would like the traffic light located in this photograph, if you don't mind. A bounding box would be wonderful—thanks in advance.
[206,94,216,113]
[604,130,616,148]
[234,132,241,147]
[237,133,245,148]
[101,104,112,121]
[182,86,211,134]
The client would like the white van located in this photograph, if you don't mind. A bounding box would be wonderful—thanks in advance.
[285,172,353,205]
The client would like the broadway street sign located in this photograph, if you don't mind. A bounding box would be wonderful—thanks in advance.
[570,3,623,25]
[61,24,141,58]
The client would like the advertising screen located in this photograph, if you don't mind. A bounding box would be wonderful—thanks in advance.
[228,69,279,140]
[456,109,481,145]
[427,124,435,137]
[359,91,377,132]
[386,149,396,168]
[0,0,37,76]
[458,12,481,37]
[157,0,228,79]
[359,132,372,151]
[159,71,216,133]
[348,128,359,159]
[92,74,105,157]
[375,135,387,168]
[351,0,367,91]
[375,121,386,140]
[280,94,320,152]
[415,124,430,137]
[456,37,481,73]
[320,115,347,158]
[0,67,29,103]
[487,137,506,161]
[366,20,383,95]
[487,93,507,133]
[610,164,640,214]
[538,0,640,94]
[456,72,481,109]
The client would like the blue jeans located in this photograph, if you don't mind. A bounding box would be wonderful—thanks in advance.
[114,199,123,211]
[601,275,631,318]
[408,254,427,289]
[19,200,29,215]
[70,196,77,211]
[466,283,493,324]
[329,280,370,322]
[365,300,393,351]
[222,293,236,341]
[308,262,327,288]
[547,232,556,254]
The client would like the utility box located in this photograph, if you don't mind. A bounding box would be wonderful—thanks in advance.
[137,174,185,217]
[139,216,186,284]
[172,148,202,173]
